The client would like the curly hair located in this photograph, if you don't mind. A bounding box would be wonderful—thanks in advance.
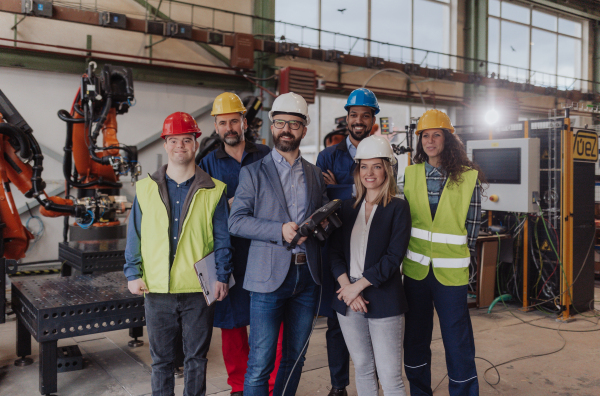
[413,130,488,187]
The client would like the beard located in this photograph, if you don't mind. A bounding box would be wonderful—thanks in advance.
[348,123,372,142]
[223,130,243,147]
[273,131,302,152]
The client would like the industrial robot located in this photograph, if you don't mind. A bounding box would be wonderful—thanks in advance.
[56,61,140,243]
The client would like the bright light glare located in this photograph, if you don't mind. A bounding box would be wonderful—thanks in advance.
[485,110,500,125]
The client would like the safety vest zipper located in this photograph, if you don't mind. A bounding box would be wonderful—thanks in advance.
[149,174,172,293]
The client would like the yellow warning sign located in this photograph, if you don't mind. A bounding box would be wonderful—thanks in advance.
[541,149,549,160]
[540,240,551,251]
[573,130,598,162]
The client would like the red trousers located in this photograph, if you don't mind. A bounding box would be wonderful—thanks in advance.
[221,323,283,395]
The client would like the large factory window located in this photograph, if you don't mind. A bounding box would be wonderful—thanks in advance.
[488,0,583,90]
[274,0,320,48]
[370,0,451,68]
[320,0,369,56]
[275,0,453,66]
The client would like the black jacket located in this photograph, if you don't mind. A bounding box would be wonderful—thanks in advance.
[329,197,411,318]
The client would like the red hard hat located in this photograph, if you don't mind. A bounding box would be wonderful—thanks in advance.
[161,112,202,139]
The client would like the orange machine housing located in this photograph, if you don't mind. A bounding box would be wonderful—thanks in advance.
[71,107,119,187]
[0,135,33,259]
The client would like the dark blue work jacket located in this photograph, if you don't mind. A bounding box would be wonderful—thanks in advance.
[316,137,356,201]
[199,140,270,328]
[316,138,356,317]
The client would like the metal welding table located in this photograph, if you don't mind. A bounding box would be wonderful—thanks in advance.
[58,239,126,276]
[12,272,145,395]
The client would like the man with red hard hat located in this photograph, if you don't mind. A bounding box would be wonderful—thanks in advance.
[124,112,233,396]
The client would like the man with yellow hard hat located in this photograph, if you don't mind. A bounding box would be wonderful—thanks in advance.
[198,92,274,396]
[402,109,483,396]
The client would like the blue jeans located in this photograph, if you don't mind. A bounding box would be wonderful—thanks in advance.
[403,269,479,396]
[326,315,350,389]
[145,293,215,396]
[244,264,319,396]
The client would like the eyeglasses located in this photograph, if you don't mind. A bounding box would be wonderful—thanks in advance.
[273,119,304,130]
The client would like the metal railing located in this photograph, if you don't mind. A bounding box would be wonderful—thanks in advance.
[50,0,598,93]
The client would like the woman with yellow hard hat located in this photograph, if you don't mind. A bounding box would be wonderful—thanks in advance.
[402,109,485,396]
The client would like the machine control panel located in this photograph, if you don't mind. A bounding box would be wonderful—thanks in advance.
[467,138,540,213]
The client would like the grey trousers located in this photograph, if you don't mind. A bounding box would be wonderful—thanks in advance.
[337,309,406,396]
[145,293,215,396]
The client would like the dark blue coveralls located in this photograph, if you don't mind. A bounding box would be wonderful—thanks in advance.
[199,140,271,329]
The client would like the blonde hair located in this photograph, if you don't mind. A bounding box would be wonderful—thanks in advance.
[353,158,397,208]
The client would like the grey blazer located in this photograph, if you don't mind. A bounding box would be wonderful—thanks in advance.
[228,152,328,293]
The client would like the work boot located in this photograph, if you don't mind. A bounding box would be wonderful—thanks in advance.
[328,388,347,396]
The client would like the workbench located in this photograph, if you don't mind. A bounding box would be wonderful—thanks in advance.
[58,238,126,276]
[11,272,145,395]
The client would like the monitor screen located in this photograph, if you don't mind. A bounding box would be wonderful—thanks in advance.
[472,148,521,184]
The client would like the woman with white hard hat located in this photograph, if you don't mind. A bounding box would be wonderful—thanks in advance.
[328,135,410,395]
[402,109,486,396]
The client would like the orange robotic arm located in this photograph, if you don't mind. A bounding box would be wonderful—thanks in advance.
[0,129,33,259]
[0,115,84,259]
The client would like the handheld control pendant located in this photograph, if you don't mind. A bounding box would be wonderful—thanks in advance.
[287,199,343,250]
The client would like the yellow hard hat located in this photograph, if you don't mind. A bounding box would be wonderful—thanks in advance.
[211,92,247,116]
[415,109,454,134]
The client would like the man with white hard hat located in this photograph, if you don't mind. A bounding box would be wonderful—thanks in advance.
[229,92,328,396]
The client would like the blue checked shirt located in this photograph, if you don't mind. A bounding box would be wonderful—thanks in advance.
[272,148,307,254]
[346,135,357,159]
[424,162,481,253]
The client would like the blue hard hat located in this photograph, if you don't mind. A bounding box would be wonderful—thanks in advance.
[344,88,380,115]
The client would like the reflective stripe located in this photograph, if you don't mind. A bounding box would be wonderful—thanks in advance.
[411,227,431,241]
[431,232,467,245]
[411,227,467,245]
[448,375,478,383]
[406,250,430,266]
[432,257,470,268]
[404,363,428,369]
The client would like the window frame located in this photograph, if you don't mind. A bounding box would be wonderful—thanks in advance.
[488,0,584,89]
[274,0,455,69]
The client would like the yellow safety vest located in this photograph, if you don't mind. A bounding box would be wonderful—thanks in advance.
[403,163,478,286]
[136,175,226,293]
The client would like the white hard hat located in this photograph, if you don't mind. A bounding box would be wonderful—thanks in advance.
[269,92,311,125]
[354,135,397,165]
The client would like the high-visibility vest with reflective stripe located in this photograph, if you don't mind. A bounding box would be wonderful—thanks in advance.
[403,163,478,286]
[136,175,226,293]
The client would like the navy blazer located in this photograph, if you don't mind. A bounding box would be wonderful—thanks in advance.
[329,197,411,318]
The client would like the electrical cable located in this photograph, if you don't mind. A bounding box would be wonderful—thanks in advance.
[538,208,600,318]
[492,232,600,328]
[25,214,45,252]
[361,68,427,107]
[77,210,95,229]
[490,206,598,314]
[434,232,599,394]
[244,74,277,81]
[281,282,323,395]
[437,243,598,393]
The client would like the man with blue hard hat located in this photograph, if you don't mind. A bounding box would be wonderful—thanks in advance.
[316,87,380,396]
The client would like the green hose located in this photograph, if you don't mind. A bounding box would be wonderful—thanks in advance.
[488,294,513,314]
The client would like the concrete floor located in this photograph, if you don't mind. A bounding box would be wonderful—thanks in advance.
[1,281,599,396]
